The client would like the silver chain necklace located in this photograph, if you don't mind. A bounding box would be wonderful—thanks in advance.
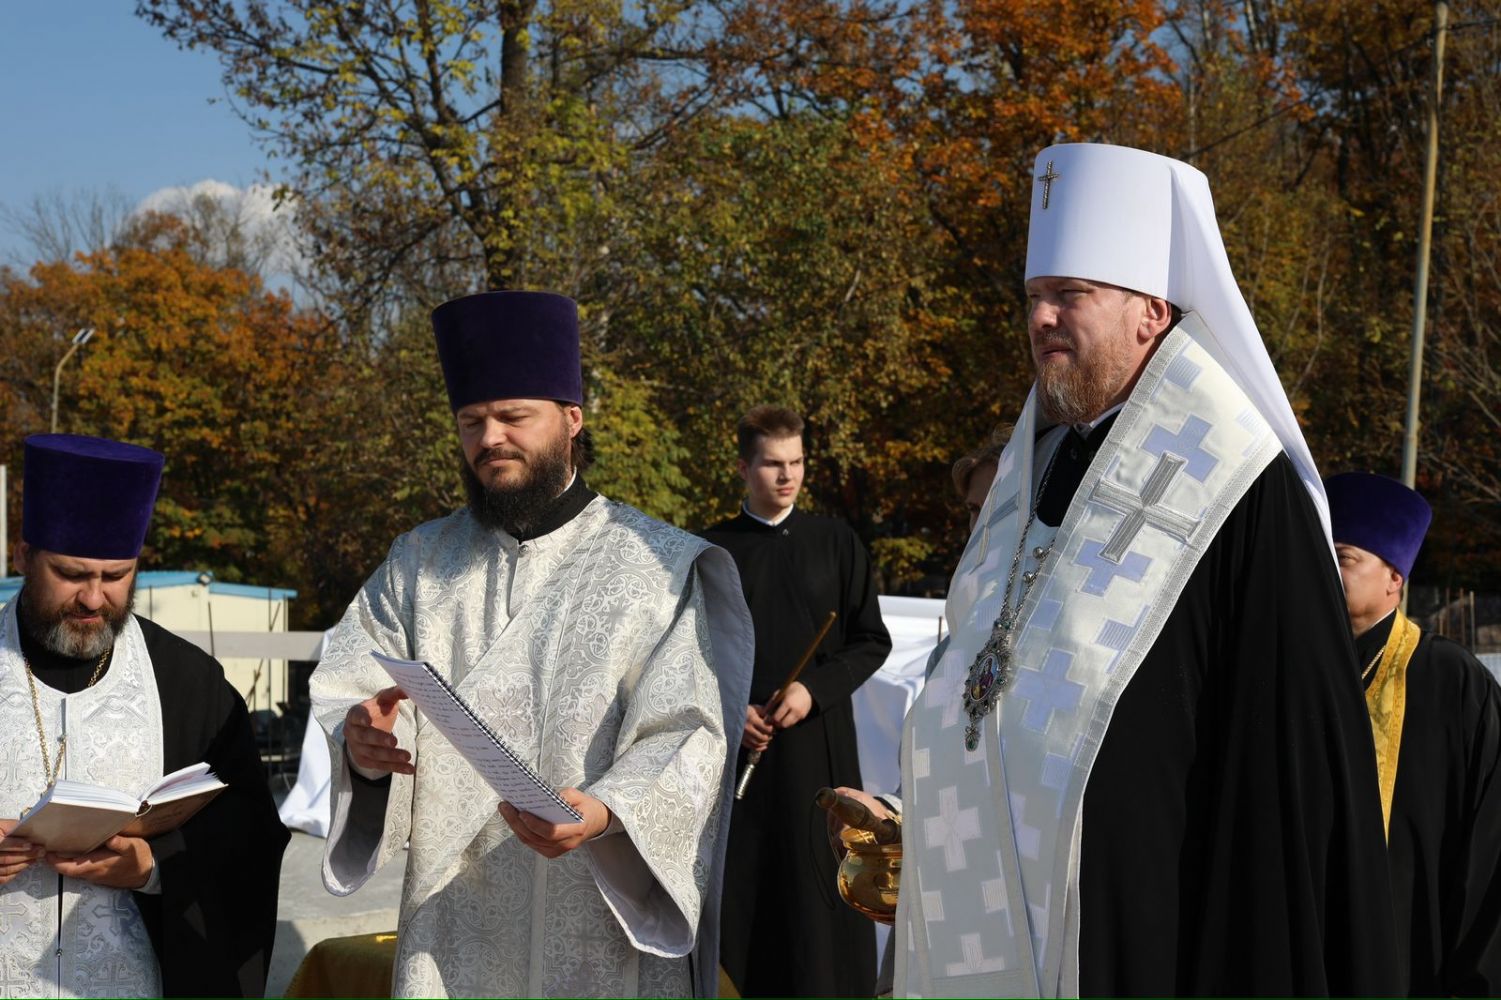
[962,448,1061,751]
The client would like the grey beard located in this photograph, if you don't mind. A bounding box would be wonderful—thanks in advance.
[18,581,135,659]
[461,437,572,536]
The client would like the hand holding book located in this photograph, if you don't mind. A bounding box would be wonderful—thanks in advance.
[499,786,615,859]
[10,762,227,855]
[44,833,157,890]
[0,819,45,886]
[0,821,154,890]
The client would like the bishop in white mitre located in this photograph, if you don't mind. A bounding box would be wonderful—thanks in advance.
[310,291,753,998]
[881,144,1401,996]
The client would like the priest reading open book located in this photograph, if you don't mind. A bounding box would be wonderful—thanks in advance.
[0,434,288,998]
[12,762,226,854]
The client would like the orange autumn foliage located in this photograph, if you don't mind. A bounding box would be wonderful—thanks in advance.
[0,213,335,592]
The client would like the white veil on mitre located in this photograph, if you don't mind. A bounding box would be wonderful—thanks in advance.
[1015,141,1333,551]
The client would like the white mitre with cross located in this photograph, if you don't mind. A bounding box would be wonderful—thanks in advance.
[1024,142,1331,548]
[894,144,1335,999]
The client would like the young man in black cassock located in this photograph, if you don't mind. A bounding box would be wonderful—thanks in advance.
[1327,471,1501,995]
[705,406,891,997]
[0,434,288,997]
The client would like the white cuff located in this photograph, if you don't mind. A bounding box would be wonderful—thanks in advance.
[136,855,162,895]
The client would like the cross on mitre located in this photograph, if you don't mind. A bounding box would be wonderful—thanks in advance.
[1037,160,1061,209]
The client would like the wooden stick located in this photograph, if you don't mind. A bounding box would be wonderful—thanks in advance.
[734,610,837,800]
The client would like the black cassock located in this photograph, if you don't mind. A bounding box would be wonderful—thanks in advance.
[1033,419,1401,995]
[1357,612,1501,995]
[27,615,289,997]
[704,508,891,997]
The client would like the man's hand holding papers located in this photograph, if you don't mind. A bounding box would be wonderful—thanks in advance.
[345,685,415,777]
[500,787,615,858]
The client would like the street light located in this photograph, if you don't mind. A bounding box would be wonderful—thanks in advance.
[50,327,95,434]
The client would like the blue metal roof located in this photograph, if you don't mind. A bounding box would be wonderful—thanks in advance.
[0,571,296,604]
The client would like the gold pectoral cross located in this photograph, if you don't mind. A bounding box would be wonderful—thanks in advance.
[1037,160,1061,209]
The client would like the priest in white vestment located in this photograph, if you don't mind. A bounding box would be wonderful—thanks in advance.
[0,435,287,998]
[843,144,1399,996]
[311,290,754,998]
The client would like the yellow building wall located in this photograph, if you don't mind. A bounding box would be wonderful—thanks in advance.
[135,583,292,716]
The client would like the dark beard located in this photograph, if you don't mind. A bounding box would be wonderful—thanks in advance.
[18,579,136,659]
[461,433,573,535]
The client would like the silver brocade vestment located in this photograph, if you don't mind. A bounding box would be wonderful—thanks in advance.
[311,496,753,998]
[896,323,1279,997]
[0,603,163,999]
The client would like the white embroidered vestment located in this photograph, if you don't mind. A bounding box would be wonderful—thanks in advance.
[0,603,163,999]
[311,496,753,998]
[895,323,1280,997]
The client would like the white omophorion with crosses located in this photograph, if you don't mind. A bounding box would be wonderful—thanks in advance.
[895,320,1281,998]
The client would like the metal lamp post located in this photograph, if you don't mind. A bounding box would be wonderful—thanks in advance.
[1401,1,1449,489]
[50,327,95,434]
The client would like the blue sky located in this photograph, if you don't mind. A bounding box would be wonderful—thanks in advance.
[0,2,275,264]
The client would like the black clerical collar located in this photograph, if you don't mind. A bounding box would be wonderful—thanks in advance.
[16,602,117,695]
[510,474,597,542]
[1036,411,1120,527]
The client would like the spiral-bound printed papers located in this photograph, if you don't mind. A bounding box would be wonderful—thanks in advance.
[369,651,583,824]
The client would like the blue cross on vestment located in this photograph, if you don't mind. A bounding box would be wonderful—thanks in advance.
[1011,649,1084,733]
[1095,606,1148,674]
[1075,540,1151,596]
[1143,415,1218,483]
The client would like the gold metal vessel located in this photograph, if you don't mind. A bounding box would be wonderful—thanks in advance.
[836,828,902,925]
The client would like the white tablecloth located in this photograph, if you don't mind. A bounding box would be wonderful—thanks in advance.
[277,708,334,836]
[1481,652,1501,686]
[854,596,943,796]
[277,631,334,837]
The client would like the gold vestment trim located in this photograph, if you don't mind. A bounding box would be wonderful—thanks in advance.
[1364,609,1421,838]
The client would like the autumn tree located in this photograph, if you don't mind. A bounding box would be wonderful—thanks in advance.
[138,0,761,310]
[123,0,1501,601]
[594,112,953,572]
[0,212,336,607]
[285,304,462,619]
[1244,0,1501,586]
[1,187,134,266]
[1404,1,1501,584]
[133,0,958,577]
